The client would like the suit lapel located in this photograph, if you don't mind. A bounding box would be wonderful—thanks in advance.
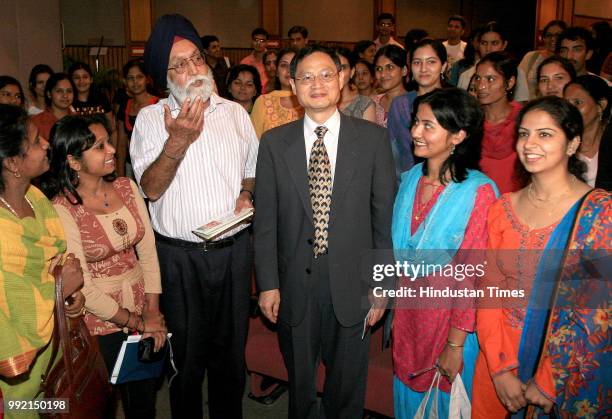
[329,115,357,227]
[283,120,313,223]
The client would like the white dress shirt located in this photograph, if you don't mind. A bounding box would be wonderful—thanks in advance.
[130,92,259,242]
[303,110,341,184]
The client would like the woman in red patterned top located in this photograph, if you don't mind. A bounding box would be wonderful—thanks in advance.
[42,114,166,418]
[392,88,498,418]
[474,51,524,194]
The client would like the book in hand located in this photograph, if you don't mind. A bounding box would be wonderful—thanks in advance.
[110,334,171,385]
[192,207,254,241]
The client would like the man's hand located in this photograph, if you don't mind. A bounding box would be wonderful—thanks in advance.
[162,96,205,157]
[367,293,387,326]
[259,289,281,323]
[492,371,527,413]
[235,191,254,215]
[524,379,554,413]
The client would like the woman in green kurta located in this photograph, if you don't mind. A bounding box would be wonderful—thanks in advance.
[0,104,84,417]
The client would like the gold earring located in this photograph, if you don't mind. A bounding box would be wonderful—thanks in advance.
[13,171,21,178]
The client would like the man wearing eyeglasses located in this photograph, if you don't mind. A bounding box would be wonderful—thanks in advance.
[254,45,396,418]
[374,13,404,51]
[130,14,258,419]
[241,27,269,89]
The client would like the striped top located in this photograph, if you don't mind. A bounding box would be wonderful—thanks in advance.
[130,92,259,242]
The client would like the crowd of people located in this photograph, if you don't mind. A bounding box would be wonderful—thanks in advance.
[0,9,610,419]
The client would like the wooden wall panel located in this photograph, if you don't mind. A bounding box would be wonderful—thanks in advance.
[261,0,281,36]
[129,0,152,42]
[63,46,129,73]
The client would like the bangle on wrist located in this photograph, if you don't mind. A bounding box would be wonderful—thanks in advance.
[446,340,464,348]
[240,189,254,200]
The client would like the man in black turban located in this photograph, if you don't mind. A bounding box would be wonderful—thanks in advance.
[130,13,258,419]
[143,14,203,91]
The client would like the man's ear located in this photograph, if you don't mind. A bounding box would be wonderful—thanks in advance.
[338,68,346,87]
[290,79,297,96]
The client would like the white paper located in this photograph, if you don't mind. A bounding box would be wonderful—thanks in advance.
[193,208,254,241]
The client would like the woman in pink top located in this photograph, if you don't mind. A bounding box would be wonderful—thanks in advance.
[42,114,167,418]
[474,51,524,193]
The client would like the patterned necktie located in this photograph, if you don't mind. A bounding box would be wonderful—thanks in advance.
[309,125,331,257]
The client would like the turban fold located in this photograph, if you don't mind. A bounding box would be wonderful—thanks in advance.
[144,14,203,91]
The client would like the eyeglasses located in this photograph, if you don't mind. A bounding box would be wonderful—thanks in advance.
[294,70,338,85]
[375,63,398,73]
[168,52,206,74]
[379,22,394,28]
[253,38,267,44]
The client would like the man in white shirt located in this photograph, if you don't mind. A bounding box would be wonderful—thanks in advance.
[131,14,258,419]
[443,15,467,67]
[374,13,404,51]
[255,45,396,418]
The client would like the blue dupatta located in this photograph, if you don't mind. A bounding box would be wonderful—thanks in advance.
[392,163,498,269]
[516,198,583,387]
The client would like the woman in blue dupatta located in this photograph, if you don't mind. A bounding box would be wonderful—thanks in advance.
[473,96,609,418]
[392,88,498,418]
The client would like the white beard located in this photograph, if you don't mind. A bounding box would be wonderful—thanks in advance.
[167,73,214,104]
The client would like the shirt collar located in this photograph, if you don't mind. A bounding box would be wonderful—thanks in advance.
[304,109,341,138]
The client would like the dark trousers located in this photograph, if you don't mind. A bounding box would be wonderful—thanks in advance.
[97,331,158,419]
[278,255,370,419]
[156,230,252,419]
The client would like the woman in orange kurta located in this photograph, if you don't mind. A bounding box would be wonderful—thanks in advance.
[250,48,303,139]
[473,97,596,417]
[472,195,559,418]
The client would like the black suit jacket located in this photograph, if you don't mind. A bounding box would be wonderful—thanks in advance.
[254,113,397,327]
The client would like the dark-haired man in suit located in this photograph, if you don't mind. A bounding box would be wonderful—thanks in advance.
[254,45,396,418]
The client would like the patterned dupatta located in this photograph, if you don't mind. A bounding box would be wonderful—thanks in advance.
[517,188,611,418]
[0,186,66,377]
